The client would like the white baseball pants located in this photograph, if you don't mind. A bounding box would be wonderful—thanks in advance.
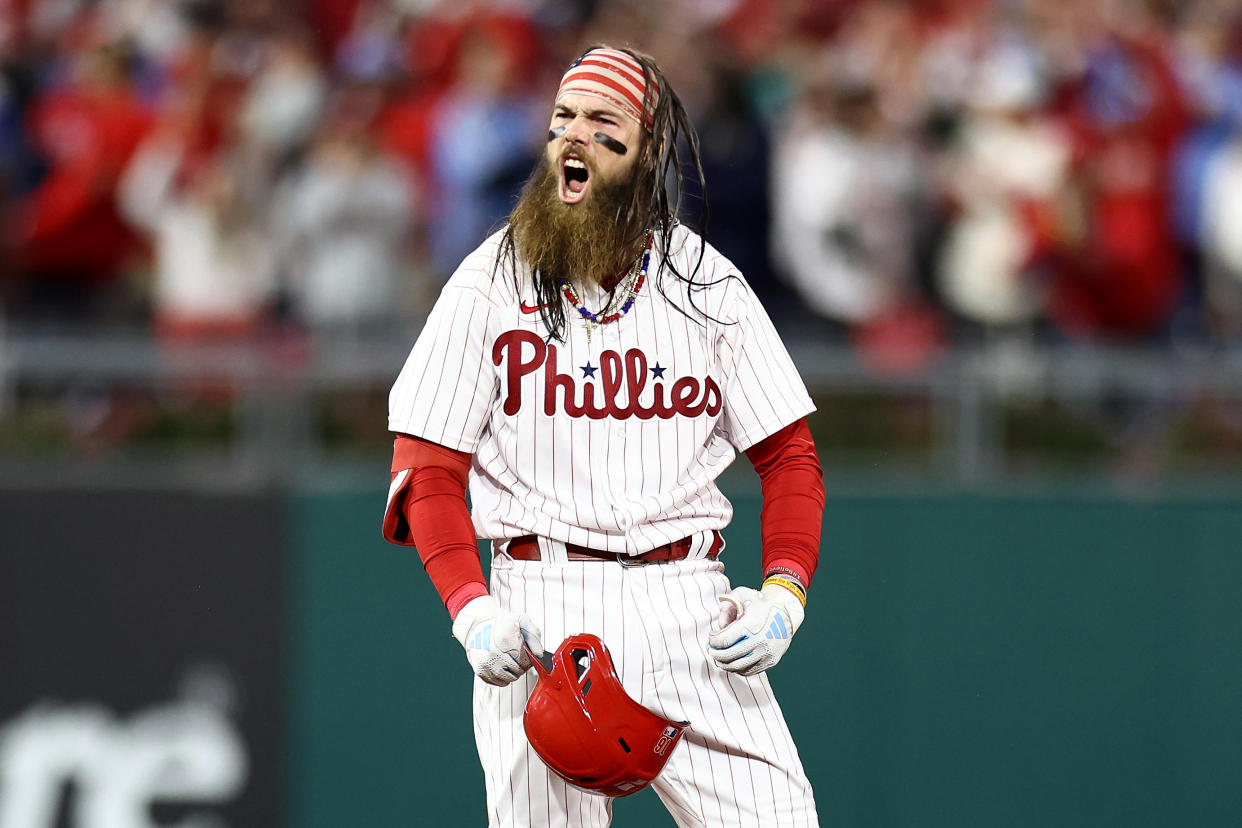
[473,536,820,827]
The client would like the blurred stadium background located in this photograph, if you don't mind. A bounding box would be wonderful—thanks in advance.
[1,0,1240,825]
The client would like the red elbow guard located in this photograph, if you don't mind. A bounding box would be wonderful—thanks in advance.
[384,434,488,618]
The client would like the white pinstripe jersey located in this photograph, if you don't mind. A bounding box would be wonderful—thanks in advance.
[388,223,814,556]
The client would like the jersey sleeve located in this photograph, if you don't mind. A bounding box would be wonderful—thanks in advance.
[388,267,499,453]
[716,279,815,452]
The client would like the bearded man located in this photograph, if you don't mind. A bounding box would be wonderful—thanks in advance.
[384,45,825,827]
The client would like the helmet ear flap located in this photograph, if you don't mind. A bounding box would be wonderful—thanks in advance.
[523,633,689,797]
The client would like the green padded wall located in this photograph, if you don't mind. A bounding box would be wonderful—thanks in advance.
[288,490,1242,827]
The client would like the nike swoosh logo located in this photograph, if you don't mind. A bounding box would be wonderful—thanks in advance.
[520,301,546,314]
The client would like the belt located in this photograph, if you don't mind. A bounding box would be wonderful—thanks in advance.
[504,531,722,566]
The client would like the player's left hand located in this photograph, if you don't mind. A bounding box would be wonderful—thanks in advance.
[707,583,805,676]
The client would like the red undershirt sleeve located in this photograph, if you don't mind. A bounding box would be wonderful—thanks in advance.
[743,417,825,590]
[383,434,489,620]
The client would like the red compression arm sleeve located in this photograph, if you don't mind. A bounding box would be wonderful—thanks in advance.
[383,434,488,619]
[743,418,825,589]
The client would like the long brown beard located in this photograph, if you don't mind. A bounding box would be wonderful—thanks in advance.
[508,152,651,290]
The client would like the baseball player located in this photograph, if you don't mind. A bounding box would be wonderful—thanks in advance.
[384,45,825,827]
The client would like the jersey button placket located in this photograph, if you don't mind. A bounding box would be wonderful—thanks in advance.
[580,338,615,531]
[609,322,625,449]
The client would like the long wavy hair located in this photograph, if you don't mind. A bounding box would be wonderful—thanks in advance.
[498,44,715,342]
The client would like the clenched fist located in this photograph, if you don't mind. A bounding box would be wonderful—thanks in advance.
[452,595,544,686]
[707,583,805,676]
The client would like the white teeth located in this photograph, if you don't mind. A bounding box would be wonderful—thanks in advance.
[565,159,586,169]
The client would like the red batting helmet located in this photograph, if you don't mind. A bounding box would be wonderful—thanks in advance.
[523,633,689,797]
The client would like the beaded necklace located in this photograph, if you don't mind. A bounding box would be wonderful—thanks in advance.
[560,232,653,343]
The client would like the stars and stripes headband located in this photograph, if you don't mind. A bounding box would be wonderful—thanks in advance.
[557,48,658,131]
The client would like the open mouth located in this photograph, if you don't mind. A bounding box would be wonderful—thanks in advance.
[559,156,590,204]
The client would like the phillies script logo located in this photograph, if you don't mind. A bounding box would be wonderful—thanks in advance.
[494,329,722,419]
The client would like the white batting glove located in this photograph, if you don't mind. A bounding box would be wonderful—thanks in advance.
[707,583,805,676]
[451,595,544,686]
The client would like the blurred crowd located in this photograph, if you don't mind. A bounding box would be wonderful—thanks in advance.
[2,0,1242,366]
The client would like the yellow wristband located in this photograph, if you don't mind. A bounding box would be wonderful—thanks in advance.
[763,575,807,607]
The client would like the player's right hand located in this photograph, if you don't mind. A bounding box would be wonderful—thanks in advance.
[451,595,544,686]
